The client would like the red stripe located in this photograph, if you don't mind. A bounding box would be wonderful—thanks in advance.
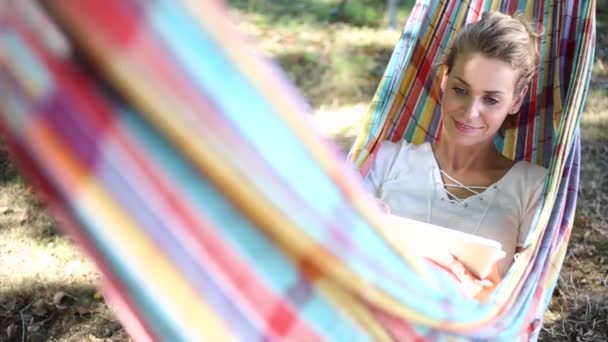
[55,1,325,333]
[392,0,457,140]
[471,0,484,20]
[523,1,545,162]
[508,0,518,14]
[111,117,324,340]
[52,0,206,121]
[365,301,427,341]
[0,116,156,341]
[9,6,322,338]
[8,13,114,139]
[61,0,408,292]
[267,302,299,337]
[565,2,580,83]
[50,1,409,335]
[53,0,142,49]
[532,0,547,163]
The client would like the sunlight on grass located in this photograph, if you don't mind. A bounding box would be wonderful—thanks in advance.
[0,183,127,341]
[592,59,608,78]
[0,184,98,290]
[312,102,367,136]
[235,21,400,107]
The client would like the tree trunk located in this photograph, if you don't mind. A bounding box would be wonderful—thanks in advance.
[387,0,399,29]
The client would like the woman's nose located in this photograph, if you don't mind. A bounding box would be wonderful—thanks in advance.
[462,99,481,119]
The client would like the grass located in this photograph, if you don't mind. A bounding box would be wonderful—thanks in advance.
[1,1,607,340]
[581,88,608,142]
[228,0,414,28]
[0,183,129,341]
[231,8,401,108]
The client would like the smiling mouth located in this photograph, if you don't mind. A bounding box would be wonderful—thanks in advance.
[453,118,483,132]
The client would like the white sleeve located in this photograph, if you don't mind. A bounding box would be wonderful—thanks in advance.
[517,174,546,248]
[361,141,401,196]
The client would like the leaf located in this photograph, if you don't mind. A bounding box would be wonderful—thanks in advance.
[53,291,68,309]
[18,208,29,224]
[83,334,105,342]
[77,305,92,316]
[6,323,17,339]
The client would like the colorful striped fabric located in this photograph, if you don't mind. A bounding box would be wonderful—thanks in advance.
[0,0,594,341]
[349,0,595,339]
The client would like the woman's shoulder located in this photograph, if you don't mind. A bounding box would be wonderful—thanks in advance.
[513,161,547,184]
[508,161,548,199]
[372,140,432,177]
[376,140,431,159]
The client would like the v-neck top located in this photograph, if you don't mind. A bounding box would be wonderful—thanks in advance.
[362,141,547,276]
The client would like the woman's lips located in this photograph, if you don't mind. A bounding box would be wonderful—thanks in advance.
[453,118,483,133]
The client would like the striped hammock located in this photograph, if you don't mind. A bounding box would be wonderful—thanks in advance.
[0,0,595,340]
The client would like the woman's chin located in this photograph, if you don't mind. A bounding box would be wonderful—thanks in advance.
[441,124,500,146]
[443,130,485,146]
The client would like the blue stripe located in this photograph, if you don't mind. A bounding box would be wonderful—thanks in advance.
[119,105,370,340]
[142,0,450,312]
[0,34,52,132]
[109,108,265,339]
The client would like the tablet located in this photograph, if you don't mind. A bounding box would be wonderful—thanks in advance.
[378,214,506,279]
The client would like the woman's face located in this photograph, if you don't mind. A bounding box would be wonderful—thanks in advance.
[440,52,526,147]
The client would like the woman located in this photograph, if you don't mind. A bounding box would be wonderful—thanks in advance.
[363,12,546,300]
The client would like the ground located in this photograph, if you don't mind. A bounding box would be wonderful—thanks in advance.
[0,1,607,341]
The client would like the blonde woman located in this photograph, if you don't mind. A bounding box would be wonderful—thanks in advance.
[363,12,547,300]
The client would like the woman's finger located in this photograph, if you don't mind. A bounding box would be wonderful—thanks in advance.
[375,199,391,213]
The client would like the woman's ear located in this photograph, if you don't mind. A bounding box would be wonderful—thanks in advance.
[510,85,529,114]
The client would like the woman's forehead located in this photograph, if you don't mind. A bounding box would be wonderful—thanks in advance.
[449,52,518,93]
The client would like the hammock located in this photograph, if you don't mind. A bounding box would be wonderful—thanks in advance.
[0,0,595,340]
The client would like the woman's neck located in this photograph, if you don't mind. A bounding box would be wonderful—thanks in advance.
[432,136,501,173]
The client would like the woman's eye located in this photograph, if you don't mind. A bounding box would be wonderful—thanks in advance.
[484,97,499,105]
[452,87,466,95]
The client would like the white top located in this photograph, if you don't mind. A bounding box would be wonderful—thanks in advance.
[363,141,547,275]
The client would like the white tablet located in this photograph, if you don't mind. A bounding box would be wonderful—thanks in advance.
[378,214,506,279]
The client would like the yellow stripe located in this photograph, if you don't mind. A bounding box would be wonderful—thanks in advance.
[525,1,534,19]
[79,180,236,340]
[318,280,394,341]
[46,0,593,335]
[27,118,235,341]
[503,127,517,160]
[104,54,453,330]
[411,104,430,144]
[180,0,430,278]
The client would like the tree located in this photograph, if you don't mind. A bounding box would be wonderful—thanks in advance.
[387,0,399,29]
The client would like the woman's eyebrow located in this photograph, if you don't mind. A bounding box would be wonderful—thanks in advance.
[453,77,505,95]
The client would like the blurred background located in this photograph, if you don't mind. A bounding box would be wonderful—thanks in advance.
[0,1,606,341]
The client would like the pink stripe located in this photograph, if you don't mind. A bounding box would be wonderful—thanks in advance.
[0,113,157,341]
[109,125,324,340]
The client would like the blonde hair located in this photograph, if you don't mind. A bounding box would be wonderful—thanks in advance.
[440,12,543,93]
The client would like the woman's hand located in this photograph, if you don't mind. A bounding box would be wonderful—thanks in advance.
[430,254,501,303]
[375,198,391,214]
